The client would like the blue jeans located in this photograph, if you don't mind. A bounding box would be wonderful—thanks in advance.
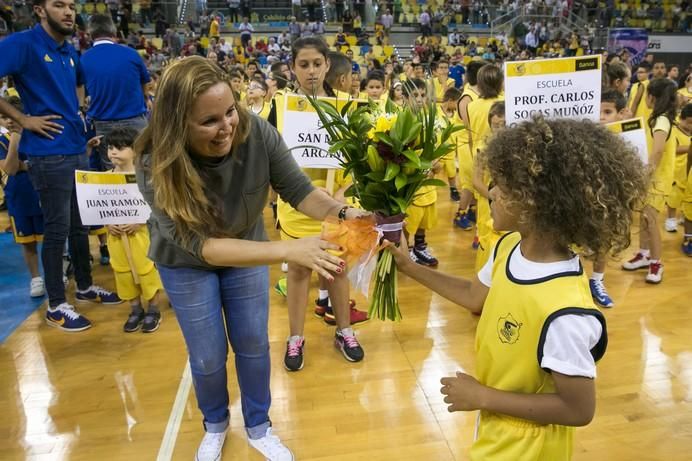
[92,114,148,170]
[157,264,272,438]
[27,154,93,307]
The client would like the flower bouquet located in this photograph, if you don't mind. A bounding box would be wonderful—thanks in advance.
[306,95,461,320]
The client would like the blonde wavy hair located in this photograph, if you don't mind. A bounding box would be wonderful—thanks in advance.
[135,56,251,245]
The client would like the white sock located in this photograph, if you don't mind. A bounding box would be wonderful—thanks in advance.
[287,335,303,344]
[590,272,604,282]
[639,249,650,258]
[339,327,354,336]
[318,289,329,300]
[649,258,661,264]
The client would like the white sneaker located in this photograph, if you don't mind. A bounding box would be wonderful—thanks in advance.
[645,261,664,284]
[622,252,650,271]
[30,277,45,297]
[281,262,288,273]
[665,218,678,232]
[248,427,294,461]
[195,429,227,461]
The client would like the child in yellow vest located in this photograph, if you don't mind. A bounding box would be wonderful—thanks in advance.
[439,87,463,202]
[454,60,486,231]
[385,117,648,461]
[587,89,631,309]
[363,70,387,109]
[622,78,679,283]
[682,141,692,255]
[275,38,367,372]
[467,64,504,251]
[431,59,455,103]
[664,104,691,232]
[471,101,506,272]
[402,78,440,267]
[105,127,164,333]
[628,61,652,121]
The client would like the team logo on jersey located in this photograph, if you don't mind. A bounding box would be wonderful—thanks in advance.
[44,54,53,63]
[497,313,522,344]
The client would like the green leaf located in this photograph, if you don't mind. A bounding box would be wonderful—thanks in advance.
[366,170,386,181]
[401,120,422,146]
[395,172,407,191]
[419,178,447,188]
[376,131,395,147]
[392,196,409,214]
[401,149,421,167]
[384,162,401,181]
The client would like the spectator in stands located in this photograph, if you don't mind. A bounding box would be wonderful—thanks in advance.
[525,26,538,56]
[667,64,679,83]
[238,16,253,48]
[153,8,166,38]
[239,0,250,18]
[325,0,336,23]
[227,0,239,24]
[335,0,344,22]
[353,13,362,36]
[291,0,302,21]
[0,0,121,332]
[380,9,393,35]
[334,28,347,47]
[342,8,353,33]
[652,60,667,79]
[288,16,302,43]
[419,8,432,37]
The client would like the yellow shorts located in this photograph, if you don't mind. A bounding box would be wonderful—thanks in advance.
[471,412,574,461]
[406,202,438,234]
[114,268,163,301]
[442,154,457,179]
[457,143,473,191]
[474,197,503,271]
[666,183,684,209]
[646,193,666,213]
[682,170,692,220]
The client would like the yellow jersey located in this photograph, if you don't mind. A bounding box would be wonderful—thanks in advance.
[646,116,676,194]
[468,96,504,155]
[473,232,607,461]
[628,80,652,121]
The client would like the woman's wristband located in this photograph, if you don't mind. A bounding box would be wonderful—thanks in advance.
[337,205,350,221]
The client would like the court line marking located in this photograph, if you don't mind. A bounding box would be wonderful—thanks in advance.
[156,361,192,461]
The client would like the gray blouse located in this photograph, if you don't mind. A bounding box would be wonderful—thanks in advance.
[136,115,314,269]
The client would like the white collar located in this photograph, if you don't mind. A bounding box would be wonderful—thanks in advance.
[93,39,116,46]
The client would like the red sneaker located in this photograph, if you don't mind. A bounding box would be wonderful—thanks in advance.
[324,305,369,325]
[645,261,663,284]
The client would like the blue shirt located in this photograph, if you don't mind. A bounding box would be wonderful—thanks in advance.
[0,133,42,217]
[449,64,465,88]
[0,25,86,156]
[80,40,151,121]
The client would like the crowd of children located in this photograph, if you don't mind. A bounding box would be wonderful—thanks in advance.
[1,23,691,460]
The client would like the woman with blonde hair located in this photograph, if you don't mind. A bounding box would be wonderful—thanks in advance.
[135,56,365,461]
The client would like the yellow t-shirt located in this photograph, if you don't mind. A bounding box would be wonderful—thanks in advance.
[433,77,456,102]
[672,124,690,186]
[628,80,652,120]
[678,86,692,103]
[277,169,352,238]
[209,19,219,37]
[468,96,504,155]
[646,115,676,194]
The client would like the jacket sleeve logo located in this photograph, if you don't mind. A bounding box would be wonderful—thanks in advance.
[497,313,522,344]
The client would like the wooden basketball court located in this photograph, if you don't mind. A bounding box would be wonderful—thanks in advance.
[1,196,691,461]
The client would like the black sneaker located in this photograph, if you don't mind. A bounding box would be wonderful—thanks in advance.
[413,244,439,267]
[141,312,161,333]
[284,336,305,371]
[450,187,460,202]
[335,328,364,362]
[124,311,145,332]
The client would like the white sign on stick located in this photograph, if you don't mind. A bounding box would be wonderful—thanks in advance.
[606,117,648,165]
[504,55,602,126]
[282,93,345,169]
[75,170,151,225]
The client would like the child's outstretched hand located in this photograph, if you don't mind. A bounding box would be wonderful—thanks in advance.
[382,233,411,271]
[440,372,487,412]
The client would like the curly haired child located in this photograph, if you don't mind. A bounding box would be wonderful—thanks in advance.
[386,117,648,460]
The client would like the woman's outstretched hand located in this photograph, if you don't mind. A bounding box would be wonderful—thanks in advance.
[285,237,346,281]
